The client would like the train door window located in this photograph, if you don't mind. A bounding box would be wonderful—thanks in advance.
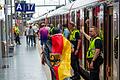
[93,6,100,27]
[66,14,69,27]
[76,10,80,29]
[52,16,55,26]
[71,11,75,23]
[88,8,93,28]
[62,14,64,25]
[56,15,59,26]
[60,15,62,25]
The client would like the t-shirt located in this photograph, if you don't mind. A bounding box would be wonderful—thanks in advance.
[39,27,49,40]
[63,28,70,39]
[29,28,34,36]
[25,27,29,35]
[70,31,80,50]
[95,39,103,52]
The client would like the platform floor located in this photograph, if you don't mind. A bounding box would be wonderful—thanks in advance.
[0,36,50,80]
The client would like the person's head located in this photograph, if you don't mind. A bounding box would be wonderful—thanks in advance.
[41,23,45,27]
[89,26,99,37]
[30,26,32,29]
[68,21,75,30]
[50,24,54,28]
[63,24,67,28]
[52,27,60,35]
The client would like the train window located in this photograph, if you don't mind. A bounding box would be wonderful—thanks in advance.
[76,10,80,29]
[71,11,75,23]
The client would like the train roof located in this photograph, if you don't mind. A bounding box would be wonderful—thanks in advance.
[28,0,99,23]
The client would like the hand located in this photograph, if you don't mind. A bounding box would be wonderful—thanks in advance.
[41,55,46,65]
[90,61,94,69]
[85,19,89,26]
[75,50,79,55]
[71,48,74,53]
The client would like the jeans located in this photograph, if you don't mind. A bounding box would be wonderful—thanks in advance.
[29,35,34,46]
[26,35,29,45]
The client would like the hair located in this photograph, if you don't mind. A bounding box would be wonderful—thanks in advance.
[69,21,75,27]
[52,27,60,34]
[90,26,99,35]
[30,26,32,28]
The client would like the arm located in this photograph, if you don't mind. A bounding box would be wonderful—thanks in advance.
[92,49,100,61]
[92,39,102,61]
[90,48,100,69]
[82,29,91,41]
[80,19,91,41]
[75,32,81,55]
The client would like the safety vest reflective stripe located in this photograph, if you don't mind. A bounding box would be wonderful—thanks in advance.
[69,30,79,41]
[86,37,101,58]
[50,27,54,34]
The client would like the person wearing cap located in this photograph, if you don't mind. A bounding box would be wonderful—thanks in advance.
[68,21,81,80]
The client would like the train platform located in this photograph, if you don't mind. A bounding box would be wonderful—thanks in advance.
[0,36,51,80]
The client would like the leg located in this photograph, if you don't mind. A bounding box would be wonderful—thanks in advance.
[29,36,31,46]
[90,69,100,80]
[71,54,80,79]
[18,35,21,44]
[26,36,29,45]
[34,35,36,44]
[31,35,33,46]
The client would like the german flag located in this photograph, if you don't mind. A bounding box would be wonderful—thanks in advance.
[43,33,72,80]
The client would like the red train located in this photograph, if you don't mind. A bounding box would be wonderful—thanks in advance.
[29,0,120,80]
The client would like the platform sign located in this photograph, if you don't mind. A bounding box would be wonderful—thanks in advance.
[15,3,25,12]
[15,3,35,12]
[25,3,35,12]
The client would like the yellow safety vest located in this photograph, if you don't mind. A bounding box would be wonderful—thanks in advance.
[15,27,20,34]
[87,37,101,58]
[69,29,80,41]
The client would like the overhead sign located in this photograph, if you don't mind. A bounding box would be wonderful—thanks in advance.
[25,3,35,12]
[15,3,35,12]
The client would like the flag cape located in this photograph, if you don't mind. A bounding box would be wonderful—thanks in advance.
[44,33,71,80]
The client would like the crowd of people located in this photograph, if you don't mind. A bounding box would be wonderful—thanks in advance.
[39,20,103,80]
[13,19,103,80]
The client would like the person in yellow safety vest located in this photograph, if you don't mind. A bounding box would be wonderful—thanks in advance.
[49,24,54,35]
[14,24,21,45]
[68,21,81,80]
[80,20,103,80]
[15,26,20,34]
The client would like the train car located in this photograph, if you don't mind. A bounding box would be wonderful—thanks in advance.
[29,0,119,80]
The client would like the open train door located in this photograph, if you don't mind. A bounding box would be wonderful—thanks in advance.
[113,1,119,80]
